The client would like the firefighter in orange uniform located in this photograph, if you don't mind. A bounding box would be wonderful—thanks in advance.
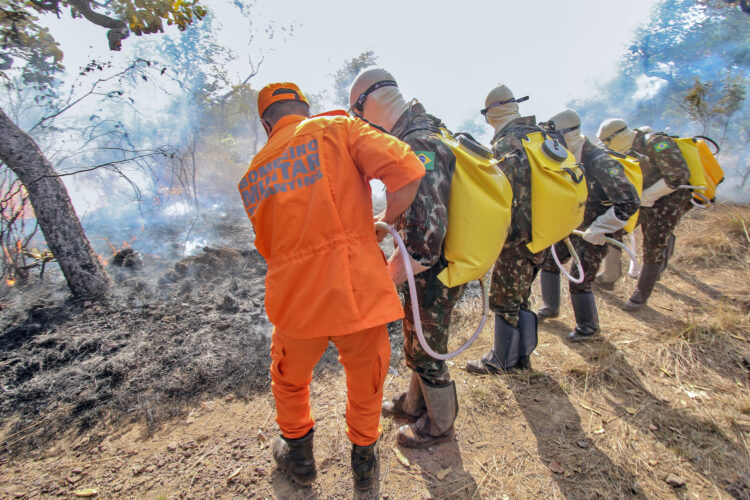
[237,83,425,491]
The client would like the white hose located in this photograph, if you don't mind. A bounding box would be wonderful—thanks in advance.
[375,222,489,361]
[566,230,640,280]
[551,238,584,284]
[627,232,639,278]
[677,184,711,208]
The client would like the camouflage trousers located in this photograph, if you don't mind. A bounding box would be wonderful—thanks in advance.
[638,189,692,264]
[542,235,609,293]
[401,265,466,385]
[490,240,546,327]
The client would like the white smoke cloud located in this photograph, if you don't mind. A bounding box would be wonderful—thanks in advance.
[632,74,668,101]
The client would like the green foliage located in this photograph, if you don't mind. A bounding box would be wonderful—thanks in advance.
[0,1,64,88]
[330,50,378,107]
[107,0,207,36]
[0,0,207,89]
[680,74,747,136]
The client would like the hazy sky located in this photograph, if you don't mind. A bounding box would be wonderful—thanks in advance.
[47,0,660,134]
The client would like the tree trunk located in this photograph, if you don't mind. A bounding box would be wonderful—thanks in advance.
[0,107,111,298]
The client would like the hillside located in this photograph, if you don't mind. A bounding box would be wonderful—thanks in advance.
[0,203,749,499]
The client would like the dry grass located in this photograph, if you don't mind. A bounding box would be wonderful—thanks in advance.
[676,202,750,268]
[2,204,750,499]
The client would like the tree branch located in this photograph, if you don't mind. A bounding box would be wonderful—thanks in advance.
[66,0,129,50]
[67,0,124,29]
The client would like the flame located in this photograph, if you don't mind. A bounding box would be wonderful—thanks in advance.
[6,278,15,287]
[97,254,109,267]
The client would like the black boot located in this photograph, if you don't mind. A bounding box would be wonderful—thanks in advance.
[537,271,561,319]
[660,234,676,273]
[382,371,426,420]
[351,440,378,491]
[623,262,662,312]
[517,309,538,369]
[465,314,520,374]
[272,428,316,485]
[567,292,600,342]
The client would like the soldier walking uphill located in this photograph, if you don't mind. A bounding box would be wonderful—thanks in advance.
[465,85,547,375]
[597,119,691,311]
[349,68,464,449]
[238,83,425,490]
[536,109,640,341]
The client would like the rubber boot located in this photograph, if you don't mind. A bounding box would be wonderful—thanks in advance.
[566,292,600,342]
[660,234,676,273]
[623,262,661,312]
[382,371,426,420]
[595,245,621,290]
[272,428,316,485]
[465,314,520,374]
[537,271,561,319]
[396,378,457,449]
[351,440,378,491]
[517,309,538,369]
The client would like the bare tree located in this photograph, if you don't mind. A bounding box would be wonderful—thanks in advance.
[0,108,111,297]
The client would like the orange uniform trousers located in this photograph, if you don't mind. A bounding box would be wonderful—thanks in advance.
[270,324,391,446]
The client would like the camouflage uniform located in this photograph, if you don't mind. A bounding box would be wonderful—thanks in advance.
[627,130,691,264]
[542,139,640,292]
[391,103,464,385]
[489,116,547,327]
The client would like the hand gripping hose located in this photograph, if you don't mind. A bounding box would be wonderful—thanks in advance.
[375,222,489,361]
[569,229,640,278]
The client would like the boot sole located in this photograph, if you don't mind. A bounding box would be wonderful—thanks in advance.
[537,313,559,320]
[397,429,455,449]
[567,335,598,342]
[275,464,317,486]
[622,302,644,312]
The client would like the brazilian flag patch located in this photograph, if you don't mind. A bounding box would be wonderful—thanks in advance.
[415,151,435,171]
[654,141,669,152]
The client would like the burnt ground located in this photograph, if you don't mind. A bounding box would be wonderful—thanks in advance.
[0,218,408,456]
[0,204,748,499]
[0,245,276,448]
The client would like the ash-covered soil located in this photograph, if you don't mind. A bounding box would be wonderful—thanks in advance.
[0,207,408,454]
[0,245,276,450]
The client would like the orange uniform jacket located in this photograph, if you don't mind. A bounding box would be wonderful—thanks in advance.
[238,112,425,338]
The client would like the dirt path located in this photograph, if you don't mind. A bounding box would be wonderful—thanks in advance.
[1,205,749,499]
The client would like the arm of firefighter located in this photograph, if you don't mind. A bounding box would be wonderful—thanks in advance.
[347,118,426,192]
[386,245,430,287]
[582,207,628,245]
[594,154,641,221]
[650,136,690,188]
[640,178,675,207]
[375,177,423,242]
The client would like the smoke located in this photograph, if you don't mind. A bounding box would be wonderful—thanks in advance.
[632,75,668,101]
[570,0,750,202]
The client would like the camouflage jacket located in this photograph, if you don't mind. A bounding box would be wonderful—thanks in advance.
[581,139,640,225]
[628,130,690,189]
[391,102,456,268]
[490,116,540,244]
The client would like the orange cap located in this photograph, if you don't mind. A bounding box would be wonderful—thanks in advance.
[257,82,309,118]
